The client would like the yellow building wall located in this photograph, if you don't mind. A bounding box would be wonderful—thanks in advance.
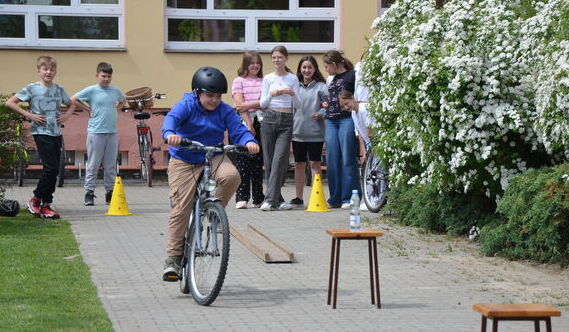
[0,1,378,107]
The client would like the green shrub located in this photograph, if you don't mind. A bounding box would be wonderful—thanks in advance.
[480,163,569,265]
[389,183,497,236]
[0,93,28,200]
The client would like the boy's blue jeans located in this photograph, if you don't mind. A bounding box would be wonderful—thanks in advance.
[33,134,62,204]
[325,117,361,205]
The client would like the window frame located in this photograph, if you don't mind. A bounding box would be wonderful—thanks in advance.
[164,0,339,53]
[0,0,124,50]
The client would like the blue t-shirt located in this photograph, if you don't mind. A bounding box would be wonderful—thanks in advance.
[74,85,125,134]
[15,82,71,136]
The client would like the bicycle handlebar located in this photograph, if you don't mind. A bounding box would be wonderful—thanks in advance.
[179,138,249,154]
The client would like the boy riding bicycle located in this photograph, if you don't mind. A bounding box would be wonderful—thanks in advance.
[161,66,259,281]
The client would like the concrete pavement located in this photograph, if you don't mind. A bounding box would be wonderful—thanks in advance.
[5,182,569,332]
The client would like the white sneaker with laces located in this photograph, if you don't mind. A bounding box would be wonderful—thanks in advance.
[259,202,272,211]
[341,203,351,209]
[236,201,248,209]
[278,202,293,210]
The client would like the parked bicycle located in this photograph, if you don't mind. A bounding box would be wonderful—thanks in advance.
[360,144,389,213]
[124,87,166,187]
[176,138,249,306]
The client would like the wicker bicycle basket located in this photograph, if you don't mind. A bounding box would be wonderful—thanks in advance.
[125,87,154,110]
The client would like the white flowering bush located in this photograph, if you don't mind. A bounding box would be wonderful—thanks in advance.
[363,0,569,198]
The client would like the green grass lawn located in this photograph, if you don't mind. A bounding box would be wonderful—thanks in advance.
[0,210,113,332]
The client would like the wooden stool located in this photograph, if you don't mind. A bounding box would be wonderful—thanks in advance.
[472,303,561,332]
[326,228,384,309]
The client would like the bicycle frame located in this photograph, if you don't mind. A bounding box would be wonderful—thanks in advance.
[180,140,247,253]
[190,146,223,254]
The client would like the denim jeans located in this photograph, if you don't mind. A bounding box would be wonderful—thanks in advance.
[33,134,62,204]
[260,109,293,207]
[325,117,361,205]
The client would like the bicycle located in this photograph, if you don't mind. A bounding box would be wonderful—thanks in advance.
[176,138,249,306]
[124,87,166,187]
[360,144,389,213]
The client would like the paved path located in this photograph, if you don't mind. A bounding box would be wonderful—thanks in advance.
[6,183,569,332]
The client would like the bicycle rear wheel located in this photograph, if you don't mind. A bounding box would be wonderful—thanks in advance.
[138,132,154,187]
[361,149,388,213]
[188,201,230,306]
[144,145,153,187]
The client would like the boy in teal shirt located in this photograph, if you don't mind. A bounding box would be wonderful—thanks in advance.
[72,62,126,206]
[5,55,76,218]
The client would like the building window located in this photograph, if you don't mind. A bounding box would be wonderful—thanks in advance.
[165,0,338,52]
[0,0,124,49]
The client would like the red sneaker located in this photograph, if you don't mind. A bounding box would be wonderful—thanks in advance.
[27,197,42,216]
[40,204,60,219]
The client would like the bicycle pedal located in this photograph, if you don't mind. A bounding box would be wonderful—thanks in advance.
[162,273,179,282]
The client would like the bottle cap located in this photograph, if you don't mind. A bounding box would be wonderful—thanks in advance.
[352,189,358,194]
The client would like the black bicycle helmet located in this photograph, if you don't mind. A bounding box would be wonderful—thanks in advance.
[0,199,20,217]
[191,66,228,94]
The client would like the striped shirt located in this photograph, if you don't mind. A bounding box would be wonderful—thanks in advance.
[231,76,263,113]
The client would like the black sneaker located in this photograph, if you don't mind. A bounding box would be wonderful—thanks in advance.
[84,191,95,206]
[105,191,113,205]
[162,256,181,282]
[290,197,304,206]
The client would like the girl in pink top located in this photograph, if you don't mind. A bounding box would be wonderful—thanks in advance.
[231,51,265,209]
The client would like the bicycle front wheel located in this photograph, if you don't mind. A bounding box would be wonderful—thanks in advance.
[361,150,388,213]
[188,201,230,306]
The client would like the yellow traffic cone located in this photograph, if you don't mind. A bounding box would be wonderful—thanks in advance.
[106,176,132,215]
[305,174,330,212]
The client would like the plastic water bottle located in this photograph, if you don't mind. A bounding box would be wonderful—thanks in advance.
[349,189,361,232]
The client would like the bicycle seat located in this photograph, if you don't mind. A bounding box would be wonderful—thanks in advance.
[134,112,151,120]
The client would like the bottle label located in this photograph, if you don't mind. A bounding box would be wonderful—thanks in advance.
[350,215,361,231]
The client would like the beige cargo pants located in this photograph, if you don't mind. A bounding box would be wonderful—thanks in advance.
[166,155,240,257]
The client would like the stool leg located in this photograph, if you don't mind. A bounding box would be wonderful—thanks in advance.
[534,319,541,332]
[372,238,381,308]
[368,239,375,305]
[332,239,341,309]
[327,238,336,305]
[545,317,552,332]
[481,316,487,332]
[492,319,498,332]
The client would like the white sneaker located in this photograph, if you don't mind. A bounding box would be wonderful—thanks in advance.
[278,202,293,210]
[259,202,272,211]
[236,201,248,209]
[341,203,351,209]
